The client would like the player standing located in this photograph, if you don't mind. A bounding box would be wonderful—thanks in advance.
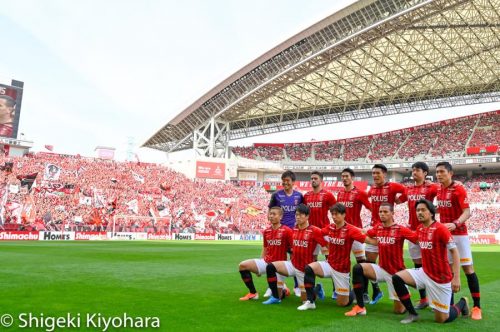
[366,164,407,303]
[268,170,303,296]
[298,203,376,310]
[238,207,293,301]
[336,167,372,301]
[392,199,469,324]
[263,204,327,305]
[435,161,481,320]
[345,203,418,317]
[404,161,439,309]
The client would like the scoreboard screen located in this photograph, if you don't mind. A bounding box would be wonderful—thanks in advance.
[0,79,24,139]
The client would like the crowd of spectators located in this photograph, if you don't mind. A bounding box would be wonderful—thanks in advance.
[0,153,270,235]
[231,111,498,162]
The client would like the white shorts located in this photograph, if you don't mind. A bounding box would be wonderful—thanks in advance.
[407,268,451,313]
[365,243,379,253]
[352,241,365,258]
[371,264,399,301]
[408,241,422,260]
[448,235,473,266]
[253,259,285,282]
[317,261,351,296]
[284,261,305,291]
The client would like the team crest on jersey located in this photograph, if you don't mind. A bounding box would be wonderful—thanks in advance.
[382,189,389,195]
[294,198,299,205]
[390,229,396,237]
[427,230,433,241]
[304,231,311,240]
[446,192,452,199]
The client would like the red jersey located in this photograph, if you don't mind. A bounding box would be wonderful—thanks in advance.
[322,223,367,273]
[417,221,454,283]
[291,225,327,272]
[406,182,439,230]
[262,225,293,263]
[367,224,418,275]
[368,182,407,226]
[436,182,470,235]
[336,186,372,228]
[303,189,336,228]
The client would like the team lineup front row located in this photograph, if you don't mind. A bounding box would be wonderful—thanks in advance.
[238,162,482,324]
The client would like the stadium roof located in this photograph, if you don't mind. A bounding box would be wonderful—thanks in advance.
[144,0,500,153]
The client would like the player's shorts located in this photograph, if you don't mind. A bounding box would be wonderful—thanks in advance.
[317,261,350,296]
[365,243,379,253]
[407,268,451,313]
[370,264,399,301]
[448,235,473,266]
[351,241,365,258]
[253,259,285,282]
[408,241,422,260]
[284,261,305,291]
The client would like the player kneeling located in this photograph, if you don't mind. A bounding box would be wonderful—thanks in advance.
[299,203,377,310]
[346,203,418,316]
[238,207,293,301]
[393,199,469,324]
[263,204,327,305]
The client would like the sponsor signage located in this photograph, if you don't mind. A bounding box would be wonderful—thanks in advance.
[195,161,225,180]
[194,233,216,240]
[39,231,75,241]
[0,231,39,241]
[108,232,148,240]
[173,233,194,240]
[147,233,171,240]
[75,232,107,240]
[216,233,234,241]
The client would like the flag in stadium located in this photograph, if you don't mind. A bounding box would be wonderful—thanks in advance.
[43,164,61,181]
[16,172,38,191]
[132,172,144,183]
[44,145,54,151]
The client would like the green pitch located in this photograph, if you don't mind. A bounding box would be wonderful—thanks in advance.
[0,241,499,331]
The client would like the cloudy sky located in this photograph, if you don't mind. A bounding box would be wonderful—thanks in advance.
[0,0,497,162]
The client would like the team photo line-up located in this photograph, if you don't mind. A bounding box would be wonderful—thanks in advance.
[238,161,482,324]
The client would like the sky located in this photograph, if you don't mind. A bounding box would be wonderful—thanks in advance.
[0,0,498,162]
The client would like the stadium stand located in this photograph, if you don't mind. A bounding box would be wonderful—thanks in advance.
[231,111,499,162]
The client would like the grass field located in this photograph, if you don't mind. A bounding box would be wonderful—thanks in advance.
[0,241,499,331]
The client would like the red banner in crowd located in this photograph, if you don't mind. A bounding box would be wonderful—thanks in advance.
[195,161,225,180]
[468,234,498,245]
[466,145,498,155]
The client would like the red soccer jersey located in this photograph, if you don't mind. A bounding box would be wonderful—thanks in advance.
[436,182,470,235]
[336,186,372,228]
[322,223,367,273]
[367,224,418,275]
[291,225,327,272]
[303,189,337,228]
[417,221,454,284]
[406,182,439,230]
[368,182,407,226]
[262,225,293,263]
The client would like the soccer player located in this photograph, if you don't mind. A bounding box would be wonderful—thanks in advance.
[303,171,336,255]
[268,170,303,296]
[268,170,303,229]
[435,161,481,320]
[336,167,372,301]
[298,203,377,310]
[366,164,407,303]
[404,161,439,309]
[263,204,327,305]
[392,199,469,324]
[345,203,418,317]
[336,168,372,262]
[238,207,293,301]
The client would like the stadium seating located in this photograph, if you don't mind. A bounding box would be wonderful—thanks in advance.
[231,111,499,162]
